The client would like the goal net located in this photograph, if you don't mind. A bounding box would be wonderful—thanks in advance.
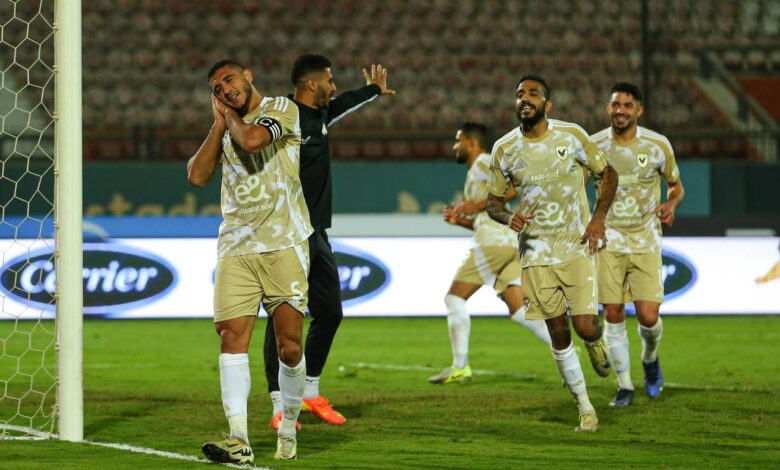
[0,0,82,441]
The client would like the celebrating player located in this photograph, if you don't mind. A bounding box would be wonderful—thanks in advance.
[187,59,311,462]
[429,122,551,385]
[487,75,617,432]
[591,82,685,406]
[263,54,395,429]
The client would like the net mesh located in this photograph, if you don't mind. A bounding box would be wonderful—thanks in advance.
[0,0,57,438]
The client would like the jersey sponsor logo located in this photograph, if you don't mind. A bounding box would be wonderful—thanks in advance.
[234,174,272,205]
[0,243,177,315]
[332,243,390,305]
[618,173,640,186]
[301,136,311,145]
[661,248,696,300]
[555,146,568,160]
[528,170,559,184]
[533,202,565,227]
[612,196,641,218]
[637,153,649,168]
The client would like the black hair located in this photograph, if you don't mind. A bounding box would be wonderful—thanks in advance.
[207,59,245,81]
[460,122,491,151]
[291,54,332,86]
[610,82,643,102]
[516,74,550,100]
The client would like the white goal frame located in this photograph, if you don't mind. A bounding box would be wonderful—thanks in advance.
[54,0,83,442]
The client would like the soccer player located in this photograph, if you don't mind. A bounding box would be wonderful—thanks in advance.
[429,122,551,385]
[187,60,311,462]
[486,75,618,432]
[263,54,395,428]
[591,82,685,406]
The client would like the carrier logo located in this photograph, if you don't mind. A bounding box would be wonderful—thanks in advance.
[333,244,390,305]
[661,248,697,299]
[0,243,176,313]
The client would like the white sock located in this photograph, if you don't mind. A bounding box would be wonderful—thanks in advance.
[270,391,282,415]
[278,356,305,435]
[445,294,470,369]
[219,353,250,443]
[605,320,634,391]
[638,317,663,363]
[551,343,593,413]
[304,375,320,399]
[510,307,552,346]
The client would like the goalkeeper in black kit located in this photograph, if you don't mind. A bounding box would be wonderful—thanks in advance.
[265,53,396,429]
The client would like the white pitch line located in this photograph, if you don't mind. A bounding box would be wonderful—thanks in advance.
[349,362,539,380]
[1,425,273,470]
[349,362,779,394]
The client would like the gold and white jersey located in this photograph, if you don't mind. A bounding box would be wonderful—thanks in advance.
[465,153,518,248]
[488,119,608,267]
[218,96,313,258]
[591,126,679,254]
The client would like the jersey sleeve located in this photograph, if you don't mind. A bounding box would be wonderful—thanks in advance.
[580,140,608,175]
[660,142,680,183]
[487,147,509,198]
[327,85,381,126]
[565,124,608,175]
[252,96,300,142]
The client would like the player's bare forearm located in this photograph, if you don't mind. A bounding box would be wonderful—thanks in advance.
[187,123,225,187]
[487,193,512,225]
[223,109,271,154]
[667,179,685,208]
[593,164,617,220]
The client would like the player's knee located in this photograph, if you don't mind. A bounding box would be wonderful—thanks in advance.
[218,328,250,352]
[277,340,302,365]
[572,315,602,339]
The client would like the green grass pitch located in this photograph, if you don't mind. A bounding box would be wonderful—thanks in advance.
[1,315,779,469]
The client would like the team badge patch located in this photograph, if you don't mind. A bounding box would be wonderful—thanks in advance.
[555,146,568,160]
[637,153,648,167]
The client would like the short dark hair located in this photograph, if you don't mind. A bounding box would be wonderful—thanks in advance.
[460,122,491,151]
[291,54,332,86]
[207,59,245,81]
[516,74,550,100]
[611,82,643,102]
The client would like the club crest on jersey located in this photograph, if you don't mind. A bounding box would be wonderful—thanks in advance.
[555,146,568,160]
[322,123,328,136]
[637,153,648,167]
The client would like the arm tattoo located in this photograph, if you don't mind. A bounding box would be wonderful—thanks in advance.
[487,193,512,225]
[594,164,617,218]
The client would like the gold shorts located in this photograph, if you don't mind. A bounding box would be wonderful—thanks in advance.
[522,256,598,320]
[597,250,663,304]
[454,245,522,295]
[213,243,309,322]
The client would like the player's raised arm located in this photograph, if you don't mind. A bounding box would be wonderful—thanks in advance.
[187,95,227,187]
[362,64,396,96]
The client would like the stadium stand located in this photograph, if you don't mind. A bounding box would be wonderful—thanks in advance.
[2,0,778,160]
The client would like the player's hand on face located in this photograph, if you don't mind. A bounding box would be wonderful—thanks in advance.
[581,219,607,253]
[211,95,230,123]
[654,201,676,227]
[362,64,396,96]
[508,212,534,232]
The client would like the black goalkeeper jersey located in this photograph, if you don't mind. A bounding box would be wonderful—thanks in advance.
[290,84,381,231]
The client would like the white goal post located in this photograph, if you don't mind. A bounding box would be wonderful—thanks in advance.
[55,0,83,442]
